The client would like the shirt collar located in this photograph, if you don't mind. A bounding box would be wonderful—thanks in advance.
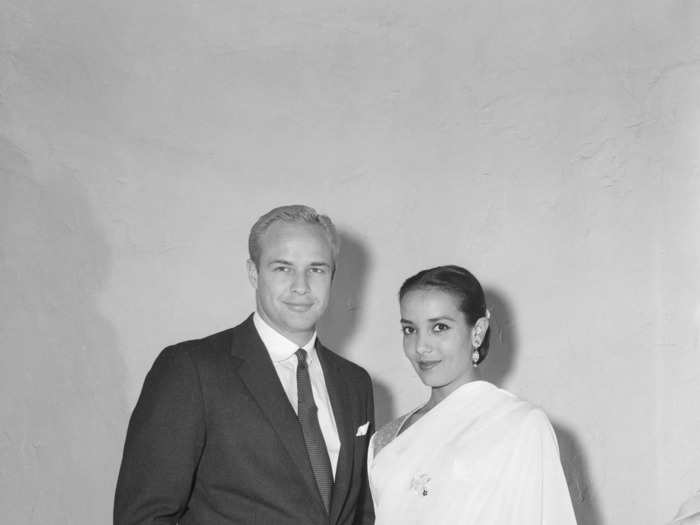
[253,311,318,363]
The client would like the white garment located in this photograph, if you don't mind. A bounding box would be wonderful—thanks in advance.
[669,491,700,524]
[253,312,340,477]
[368,381,577,525]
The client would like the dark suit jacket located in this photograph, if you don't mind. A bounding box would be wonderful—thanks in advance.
[114,315,375,524]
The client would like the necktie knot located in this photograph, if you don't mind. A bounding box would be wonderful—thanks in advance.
[295,348,308,370]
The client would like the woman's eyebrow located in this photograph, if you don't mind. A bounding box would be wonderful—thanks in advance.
[427,316,456,323]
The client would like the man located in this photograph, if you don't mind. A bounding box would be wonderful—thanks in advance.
[114,205,375,524]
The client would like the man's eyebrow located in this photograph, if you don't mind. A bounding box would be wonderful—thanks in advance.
[266,260,332,268]
[399,318,414,324]
[267,259,292,265]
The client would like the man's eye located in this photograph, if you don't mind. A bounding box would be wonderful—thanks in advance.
[401,326,414,335]
[309,267,327,274]
[433,323,449,333]
[274,266,290,272]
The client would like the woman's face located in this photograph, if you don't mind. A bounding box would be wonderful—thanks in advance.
[400,287,475,398]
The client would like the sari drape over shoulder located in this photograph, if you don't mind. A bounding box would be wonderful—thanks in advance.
[368,381,576,525]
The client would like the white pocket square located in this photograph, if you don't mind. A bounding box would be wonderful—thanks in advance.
[356,421,370,437]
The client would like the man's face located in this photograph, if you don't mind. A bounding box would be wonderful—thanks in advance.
[248,221,334,346]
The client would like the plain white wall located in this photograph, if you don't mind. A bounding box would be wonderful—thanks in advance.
[2,2,699,524]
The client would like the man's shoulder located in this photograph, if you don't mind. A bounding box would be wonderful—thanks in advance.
[317,343,371,382]
[158,315,255,364]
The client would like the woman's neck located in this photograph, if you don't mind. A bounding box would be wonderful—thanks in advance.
[427,370,482,410]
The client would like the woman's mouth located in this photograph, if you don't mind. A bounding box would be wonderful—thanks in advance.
[418,360,441,370]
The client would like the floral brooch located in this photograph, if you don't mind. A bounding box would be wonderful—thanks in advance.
[410,473,431,497]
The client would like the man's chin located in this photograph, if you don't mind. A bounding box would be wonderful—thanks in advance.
[281,313,322,332]
[285,320,320,333]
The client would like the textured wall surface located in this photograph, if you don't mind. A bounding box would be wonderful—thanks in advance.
[1,2,699,524]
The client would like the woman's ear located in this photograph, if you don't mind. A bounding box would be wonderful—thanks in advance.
[471,316,490,348]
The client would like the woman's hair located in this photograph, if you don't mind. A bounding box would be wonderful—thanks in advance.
[399,265,490,356]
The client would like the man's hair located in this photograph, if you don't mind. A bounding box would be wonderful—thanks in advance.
[248,204,340,268]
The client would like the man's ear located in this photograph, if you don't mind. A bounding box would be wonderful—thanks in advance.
[247,259,259,289]
[471,316,490,348]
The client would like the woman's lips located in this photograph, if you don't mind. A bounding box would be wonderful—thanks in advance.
[418,360,440,370]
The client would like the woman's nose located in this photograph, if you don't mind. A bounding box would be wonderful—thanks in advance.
[415,335,433,355]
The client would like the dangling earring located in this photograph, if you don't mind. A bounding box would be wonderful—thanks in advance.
[472,348,480,368]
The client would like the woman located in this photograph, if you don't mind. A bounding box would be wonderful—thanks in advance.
[368,265,577,524]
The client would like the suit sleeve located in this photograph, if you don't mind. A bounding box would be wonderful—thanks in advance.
[353,370,376,525]
[114,346,206,525]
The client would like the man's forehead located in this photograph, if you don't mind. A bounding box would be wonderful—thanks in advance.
[261,220,325,238]
[258,222,332,259]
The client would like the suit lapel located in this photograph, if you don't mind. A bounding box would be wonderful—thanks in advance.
[317,341,356,525]
[229,316,323,510]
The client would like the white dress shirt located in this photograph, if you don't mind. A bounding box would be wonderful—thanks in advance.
[253,312,341,477]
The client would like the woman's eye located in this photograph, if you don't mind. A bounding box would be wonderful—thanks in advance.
[433,323,449,333]
[401,326,414,335]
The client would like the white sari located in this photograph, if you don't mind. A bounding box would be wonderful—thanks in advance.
[368,381,576,524]
[669,491,700,524]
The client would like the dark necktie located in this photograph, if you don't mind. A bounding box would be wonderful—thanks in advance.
[295,349,333,511]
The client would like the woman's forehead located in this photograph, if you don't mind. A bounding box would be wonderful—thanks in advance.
[400,287,462,316]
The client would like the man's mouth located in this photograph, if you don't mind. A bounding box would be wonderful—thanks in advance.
[285,302,314,312]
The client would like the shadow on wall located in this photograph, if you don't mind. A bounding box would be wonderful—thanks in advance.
[481,286,518,387]
[318,229,395,428]
[371,380,395,429]
[0,140,127,524]
[553,420,605,525]
[482,286,602,524]
[319,228,369,356]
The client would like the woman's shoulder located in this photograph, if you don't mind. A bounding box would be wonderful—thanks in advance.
[370,411,414,459]
[492,387,555,428]
[372,414,408,455]
[491,388,560,449]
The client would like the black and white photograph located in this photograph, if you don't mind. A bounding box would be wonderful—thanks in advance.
[1,2,699,524]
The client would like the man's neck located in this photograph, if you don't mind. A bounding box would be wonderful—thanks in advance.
[254,311,316,349]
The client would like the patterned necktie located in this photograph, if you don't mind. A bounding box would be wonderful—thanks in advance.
[295,349,333,511]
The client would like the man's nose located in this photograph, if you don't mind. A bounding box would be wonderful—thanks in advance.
[291,271,310,294]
